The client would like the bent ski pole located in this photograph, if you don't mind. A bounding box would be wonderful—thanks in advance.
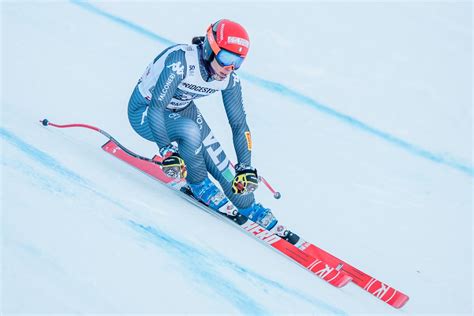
[39,119,163,166]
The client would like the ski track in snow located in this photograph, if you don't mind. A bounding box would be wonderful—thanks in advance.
[70,0,473,178]
[1,127,347,315]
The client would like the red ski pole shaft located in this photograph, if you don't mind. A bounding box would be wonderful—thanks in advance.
[39,119,162,165]
[258,175,281,199]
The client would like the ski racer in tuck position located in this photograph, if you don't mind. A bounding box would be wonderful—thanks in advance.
[128,19,298,243]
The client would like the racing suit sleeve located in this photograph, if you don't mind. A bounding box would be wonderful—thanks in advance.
[148,50,187,148]
[221,72,252,166]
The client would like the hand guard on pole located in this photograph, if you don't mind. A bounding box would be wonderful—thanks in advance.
[232,163,259,195]
[160,144,187,179]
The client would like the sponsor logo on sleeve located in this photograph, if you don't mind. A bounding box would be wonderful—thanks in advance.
[157,62,185,102]
[158,74,176,101]
[167,61,185,76]
[244,131,252,151]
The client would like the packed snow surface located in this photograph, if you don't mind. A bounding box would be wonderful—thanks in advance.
[2,1,472,315]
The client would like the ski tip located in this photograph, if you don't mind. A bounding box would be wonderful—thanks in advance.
[392,294,409,309]
[40,119,49,126]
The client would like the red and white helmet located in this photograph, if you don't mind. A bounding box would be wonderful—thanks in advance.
[203,19,250,70]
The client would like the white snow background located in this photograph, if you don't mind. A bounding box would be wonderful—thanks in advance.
[1,1,472,315]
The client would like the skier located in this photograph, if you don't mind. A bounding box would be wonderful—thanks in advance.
[128,19,298,243]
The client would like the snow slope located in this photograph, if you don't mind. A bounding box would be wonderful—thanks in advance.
[2,1,472,314]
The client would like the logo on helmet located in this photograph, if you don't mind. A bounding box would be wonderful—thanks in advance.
[227,36,249,48]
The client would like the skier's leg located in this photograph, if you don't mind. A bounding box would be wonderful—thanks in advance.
[163,104,230,210]
[186,109,300,240]
[169,104,298,242]
[200,130,256,210]
[127,85,155,142]
[177,106,255,210]
[196,118,286,231]
[163,111,208,183]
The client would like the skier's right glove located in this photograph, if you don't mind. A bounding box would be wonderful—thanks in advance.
[232,163,259,195]
[159,144,187,179]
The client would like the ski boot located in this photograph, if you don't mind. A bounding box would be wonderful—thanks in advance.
[188,178,238,217]
[239,203,300,245]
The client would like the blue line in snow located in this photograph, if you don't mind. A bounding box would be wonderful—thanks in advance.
[127,221,269,315]
[70,0,473,178]
[240,73,474,178]
[216,256,347,315]
[70,0,174,46]
[1,127,138,214]
[127,220,347,315]
[1,127,87,184]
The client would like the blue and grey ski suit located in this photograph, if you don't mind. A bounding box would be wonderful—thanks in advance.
[128,44,254,209]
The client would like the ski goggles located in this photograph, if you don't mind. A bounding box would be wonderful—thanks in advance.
[207,26,245,70]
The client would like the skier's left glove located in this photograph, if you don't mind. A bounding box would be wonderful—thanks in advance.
[159,144,187,179]
[232,163,259,195]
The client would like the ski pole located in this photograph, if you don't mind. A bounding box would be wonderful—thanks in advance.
[258,176,281,199]
[229,162,281,199]
[41,119,281,199]
[39,119,163,166]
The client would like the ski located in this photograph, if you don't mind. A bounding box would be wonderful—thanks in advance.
[101,139,351,288]
[299,242,409,308]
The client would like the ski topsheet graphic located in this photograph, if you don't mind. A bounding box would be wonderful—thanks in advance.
[40,119,409,308]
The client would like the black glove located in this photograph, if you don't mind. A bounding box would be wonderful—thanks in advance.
[232,163,259,195]
[160,144,187,179]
